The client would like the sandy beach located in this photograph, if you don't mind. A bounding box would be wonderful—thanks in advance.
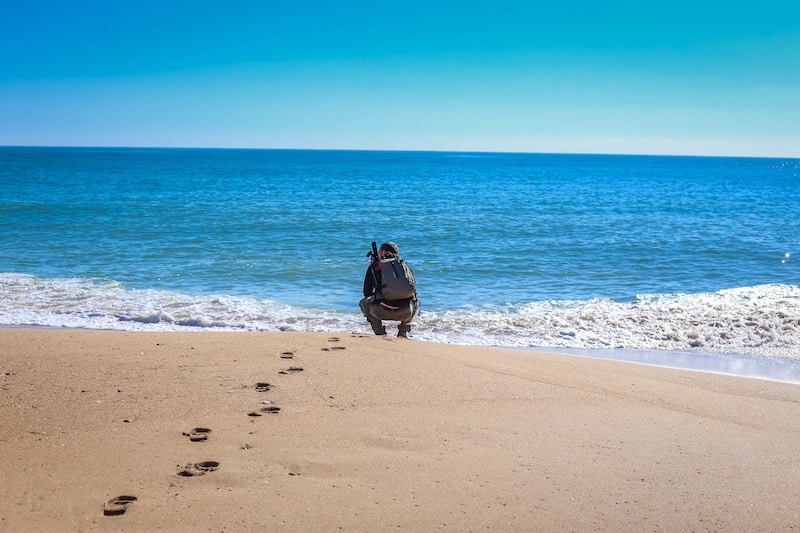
[1,329,799,532]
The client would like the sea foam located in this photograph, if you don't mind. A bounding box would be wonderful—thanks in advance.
[1,273,798,361]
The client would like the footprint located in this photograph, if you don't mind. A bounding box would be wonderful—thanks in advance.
[195,461,219,472]
[249,406,280,416]
[254,382,272,392]
[176,461,220,477]
[182,427,211,442]
[279,367,303,374]
[103,495,137,516]
[321,346,346,351]
[280,351,294,359]
[327,337,341,342]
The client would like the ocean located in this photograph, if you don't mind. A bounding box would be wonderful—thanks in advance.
[2,147,799,377]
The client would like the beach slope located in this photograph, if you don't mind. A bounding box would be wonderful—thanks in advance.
[1,329,799,531]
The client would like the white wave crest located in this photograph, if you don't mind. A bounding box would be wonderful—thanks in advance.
[0,273,362,332]
[1,273,799,360]
[416,284,800,359]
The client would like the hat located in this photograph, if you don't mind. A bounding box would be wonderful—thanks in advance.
[379,241,399,254]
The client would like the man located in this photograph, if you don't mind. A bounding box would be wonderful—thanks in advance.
[359,241,419,338]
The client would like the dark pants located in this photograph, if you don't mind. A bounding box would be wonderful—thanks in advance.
[359,296,418,336]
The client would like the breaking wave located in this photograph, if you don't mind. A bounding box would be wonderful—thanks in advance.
[2,273,799,362]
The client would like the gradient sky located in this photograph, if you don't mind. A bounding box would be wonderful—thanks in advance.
[1,0,799,156]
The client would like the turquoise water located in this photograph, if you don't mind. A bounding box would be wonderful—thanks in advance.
[2,147,799,361]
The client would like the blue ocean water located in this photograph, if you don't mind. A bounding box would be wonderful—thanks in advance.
[2,147,799,364]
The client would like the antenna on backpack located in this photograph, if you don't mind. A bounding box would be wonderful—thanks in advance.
[367,241,378,260]
[367,241,381,292]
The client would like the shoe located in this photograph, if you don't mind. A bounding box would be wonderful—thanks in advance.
[367,317,386,335]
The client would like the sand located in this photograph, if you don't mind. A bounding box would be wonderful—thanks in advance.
[1,329,799,532]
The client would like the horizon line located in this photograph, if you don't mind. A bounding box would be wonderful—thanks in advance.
[2,144,798,160]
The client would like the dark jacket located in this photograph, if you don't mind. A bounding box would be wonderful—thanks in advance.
[363,263,381,298]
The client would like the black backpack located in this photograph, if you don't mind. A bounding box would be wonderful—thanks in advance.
[378,256,416,300]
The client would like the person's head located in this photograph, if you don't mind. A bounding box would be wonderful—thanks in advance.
[378,241,398,258]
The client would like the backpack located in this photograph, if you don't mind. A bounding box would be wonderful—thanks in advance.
[378,257,416,300]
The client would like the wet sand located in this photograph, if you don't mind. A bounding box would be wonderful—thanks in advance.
[1,329,799,531]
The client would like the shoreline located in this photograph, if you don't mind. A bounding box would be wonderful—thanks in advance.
[2,328,800,531]
[4,324,800,385]
[540,346,800,385]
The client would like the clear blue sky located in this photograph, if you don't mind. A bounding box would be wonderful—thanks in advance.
[1,0,798,156]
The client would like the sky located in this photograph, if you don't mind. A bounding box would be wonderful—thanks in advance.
[1,0,799,157]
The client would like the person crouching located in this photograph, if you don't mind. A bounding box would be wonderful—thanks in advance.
[359,241,419,338]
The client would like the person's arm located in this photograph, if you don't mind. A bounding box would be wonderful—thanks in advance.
[363,267,375,297]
